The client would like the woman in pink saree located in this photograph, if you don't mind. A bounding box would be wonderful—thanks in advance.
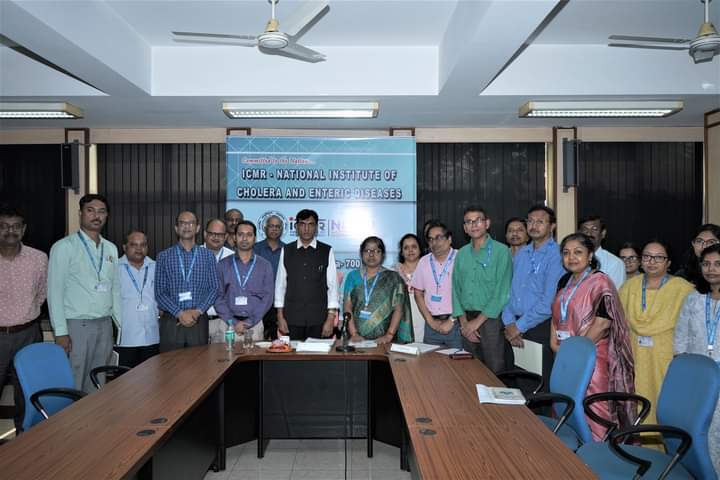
[550,233,636,441]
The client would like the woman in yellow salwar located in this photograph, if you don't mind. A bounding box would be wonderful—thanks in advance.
[344,236,413,344]
[619,239,694,447]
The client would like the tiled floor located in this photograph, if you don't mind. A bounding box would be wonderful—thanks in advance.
[204,439,412,480]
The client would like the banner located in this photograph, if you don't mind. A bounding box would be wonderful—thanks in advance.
[226,136,416,276]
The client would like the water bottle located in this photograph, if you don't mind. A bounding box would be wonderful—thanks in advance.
[225,325,235,352]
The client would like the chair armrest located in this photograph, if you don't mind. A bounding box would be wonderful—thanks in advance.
[609,425,692,480]
[30,388,87,420]
[583,392,652,441]
[90,365,131,389]
[526,392,575,433]
[496,369,544,395]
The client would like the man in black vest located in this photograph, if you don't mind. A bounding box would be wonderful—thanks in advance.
[274,209,339,340]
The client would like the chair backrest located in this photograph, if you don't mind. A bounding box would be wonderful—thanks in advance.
[549,336,596,443]
[14,342,76,431]
[657,353,720,480]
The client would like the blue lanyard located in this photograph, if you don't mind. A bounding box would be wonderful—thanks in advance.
[123,263,148,300]
[430,250,455,293]
[176,246,198,285]
[77,232,104,281]
[706,295,720,352]
[232,255,257,290]
[529,248,543,274]
[476,239,493,268]
[363,270,381,307]
[560,268,591,324]
[641,274,669,311]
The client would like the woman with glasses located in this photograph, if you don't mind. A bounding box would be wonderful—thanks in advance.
[343,236,413,344]
[550,233,635,441]
[618,242,642,279]
[619,239,694,446]
[676,224,720,289]
[674,244,720,474]
[394,233,424,342]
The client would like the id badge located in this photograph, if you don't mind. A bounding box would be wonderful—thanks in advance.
[178,291,192,302]
[430,295,442,303]
[136,304,149,312]
[94,282,109,292]
[638,336,654,348]
[556,330,571,341]
[235,296,248,306]
[359,310,372,320]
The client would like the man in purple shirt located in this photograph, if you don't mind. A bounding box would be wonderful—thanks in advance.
[215,220,274,340]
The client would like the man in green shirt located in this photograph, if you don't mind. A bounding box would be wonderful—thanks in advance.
[48,194,120,391]
[452,206,513,373]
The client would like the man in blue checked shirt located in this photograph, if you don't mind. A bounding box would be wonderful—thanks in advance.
[502,205,566,389]
[155,211,219,351]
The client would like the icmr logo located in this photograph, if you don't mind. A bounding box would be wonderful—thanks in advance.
[286,216,330,237]
[256,211,287,240]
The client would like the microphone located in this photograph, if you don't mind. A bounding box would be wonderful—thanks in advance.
[336,312,356,352]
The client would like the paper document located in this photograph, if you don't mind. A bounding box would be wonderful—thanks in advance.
[476,384,526,405]
[390,343,441,355]
[296,342,332,353]
[305,337,335,344]
[349,340,378,348]
[512,339,543,376]
[435,348,471,356]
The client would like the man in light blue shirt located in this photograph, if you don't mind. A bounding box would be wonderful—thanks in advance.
[502,205,565,389]
[579,216,626,289]
[115,230,159,368]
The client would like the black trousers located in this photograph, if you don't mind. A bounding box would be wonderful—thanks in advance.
[0,320,42,432]
[506,318,554,393]
[115,344,159,369]
[263,307,279,340]
[159,313,209,352]
[287,324,324,341]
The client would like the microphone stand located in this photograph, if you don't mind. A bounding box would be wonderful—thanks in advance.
[336,312,356,352]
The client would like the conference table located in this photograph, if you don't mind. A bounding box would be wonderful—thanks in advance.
[0,343,596,479]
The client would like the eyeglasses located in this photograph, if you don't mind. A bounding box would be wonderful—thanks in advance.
[362,248,382,255]
[427,234,448,243]
[177,220,196,227]
[206,231,226,238]
[701,260,720,269]
[620,255,639,263]
[641,254,668,263]
[526,219,547,226]
[693,237,719,248]
[464,217,486,227]
[580,225,601,233]
[0,223,24,232]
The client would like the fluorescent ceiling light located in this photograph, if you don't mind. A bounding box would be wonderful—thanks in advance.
[519,101,683,118]
[222,102,379,119]
[0,102,83,119]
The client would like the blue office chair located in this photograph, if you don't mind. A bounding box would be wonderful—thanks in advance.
[528,336,597,451]
[89,365,130,390]
[577,354,720,480]
[14,343,86,432]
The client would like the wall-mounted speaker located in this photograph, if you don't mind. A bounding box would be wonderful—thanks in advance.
[562,138,580,192]
[60,140,80,192]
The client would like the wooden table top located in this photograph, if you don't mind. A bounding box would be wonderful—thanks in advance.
[0,344,595,479]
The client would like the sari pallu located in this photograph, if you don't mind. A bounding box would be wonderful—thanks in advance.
[344,268,413,343]
[552,271,636,441]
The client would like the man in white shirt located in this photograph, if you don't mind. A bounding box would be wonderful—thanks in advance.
[275,209,339,340]
[202,218,234,343]
[116,230,159,368]
[579,216,626,289]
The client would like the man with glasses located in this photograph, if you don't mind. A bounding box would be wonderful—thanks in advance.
[452,206,513,373]
[254,215,285,339]
[502,205,565,388]
[274,209,339,340]
[215,221,274,342]
[411,222,462,348]
[578,216,626,289]
[48,194,121,391]
[224,209,244,249]
[155,211,219,351]
[0,205,47,429]
[202,218,234,343]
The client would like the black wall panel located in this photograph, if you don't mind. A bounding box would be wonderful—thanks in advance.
[577,142,703,269]
[416,143,547,249]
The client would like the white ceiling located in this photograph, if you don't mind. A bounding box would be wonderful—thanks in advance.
[0,0,719,130]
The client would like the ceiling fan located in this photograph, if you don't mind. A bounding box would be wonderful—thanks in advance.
[608,0,720,63]
[173,0,329,62]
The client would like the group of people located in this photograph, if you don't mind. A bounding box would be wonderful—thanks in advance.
[2,194,720,472]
